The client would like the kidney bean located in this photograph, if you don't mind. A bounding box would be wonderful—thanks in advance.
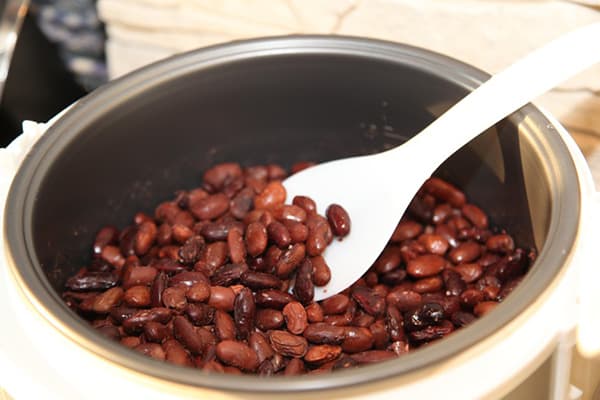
[134,220,157,256]
[230,187,254,219]
[391,220,422,243]
[255,289,295,310]
[372,247,402,275]
[254,181,286,210]
[207,286,235,311]
[403,303,445,332]
[342,327,374,353]
[200,221,243,242]
[93,226,119,256]
[185,303,215,326]
[325,204,351,237]
[432,203,453,225]
[409,319,454,343]
[387,340,410,355]
[255,308,285,331]
[369,319,390,350]
[266,221,291,248]
[66,271,119,292]
[304,344,342,365]
[408,194,434,223]
[233,288,255,339]
[92,287,123,313]
[202,163,242,191]
[460,288,485,309]
[247,331,274,364]
[185,281,211,303]
[303,323,346,345]
[284,357,306,375]
[178,236,205,264]
[158,245,180,260]
[169,271,208,288]
[238,272,279,292]
[211,263,248,287]
[144,321,170,343]
[225,229,245,264]
[310,256,331,286]
[417,234,449,256]
[292,195,317,213]
[320,294,349,315]
[163,339,193,367]
[424,177,466,207]
[273,204,307,224]
[406,254,445,278]
[306,223,329,256]
[171,224,193,244]
[483,285,500,301]
[268,330,308,358]
[435,224,459,248]
[293,258,315,305]
[275,243,312,279]
[441,269,466,297]
[486,234,515,254]
[155,224,172,246]
[350,350,397,365]
[282,220,309,244]
[283,301,308,335]
[162,286,188,310]
[100,246,125,269]
[215,340,259,372]
[239,221,265,257]
[190,193,229,220]
[462,204,488,229]
[305,302,324,323]
[454,263,482,283]
[411,275,442,293]
[351,286,385,317]
[123,285,151,307]
[214,310,236,341]
[449,241,481,264]
[123,308,172,334]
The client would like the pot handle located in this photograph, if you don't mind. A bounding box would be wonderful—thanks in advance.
[576,189,600,357]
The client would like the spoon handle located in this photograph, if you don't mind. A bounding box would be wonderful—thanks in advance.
[391,22,600,164]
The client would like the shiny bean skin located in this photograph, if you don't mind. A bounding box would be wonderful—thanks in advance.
[227,229,246,264]
[320,294,350,315]
[92,287,124,313]
[486,234,515,254]
[342,327,374,353]
[423,177,466,207]
[254,181,286,210]
[273,204,307,223]
[189,193,230,220]
[310,256,331,286]
[304,345,342,365]
[267,221,291,248]
[208,286,235,311]
[303,323,346,345]
[245,222,268,257]
[406,254,446,278]
[203,163,243,191]
[373,247,403,274]
[391,220,422,242]
[248,331,275,364]
[413,276,444,294]
[122,266,158,289]
[93,226,119,256]
[461,204,488,229]
[123,285,151,308]
[283,301,308,335]
[268,330,308,358]
[163,339,193,367]
[449,241,481,264]
[256,308,285,331]
[326,204,351,237]
[234,288,255,339]
[283,220,309,243]
[417,234,449,255]
[216,340,259,372]
[254,289,295,310]
[454,263,483,283]
[292,195,317,213]
[215,310,237,341]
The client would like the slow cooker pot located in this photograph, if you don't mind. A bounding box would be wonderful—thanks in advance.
[1,36,597,399]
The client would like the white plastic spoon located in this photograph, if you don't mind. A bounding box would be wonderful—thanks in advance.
[284,23,600,301]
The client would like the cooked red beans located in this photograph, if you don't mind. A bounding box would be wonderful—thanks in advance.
[62,163,534,375]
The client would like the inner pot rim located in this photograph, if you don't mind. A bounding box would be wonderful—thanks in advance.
[3,35,580,392]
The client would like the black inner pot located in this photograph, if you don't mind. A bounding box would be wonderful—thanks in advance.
[5,36,579,392]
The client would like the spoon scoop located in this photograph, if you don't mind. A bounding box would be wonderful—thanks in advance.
[284,23,600,301]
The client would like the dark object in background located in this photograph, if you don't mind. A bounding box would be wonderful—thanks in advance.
[0,11,87,146]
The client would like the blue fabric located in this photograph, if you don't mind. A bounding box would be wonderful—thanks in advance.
[32,0,107,90]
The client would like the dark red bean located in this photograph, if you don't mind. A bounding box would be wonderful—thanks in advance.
[208,286,235,311]
[256,308,285,330]
[186,281,211,302]
[275,243,305,279]
[406,254,446,278]
[171,224,193,244]
[163,339,193,367]
[293,258,314,305]
[230,187,254,219]
[134,343,166,360]
[305,302,324,323]
[134,221,157,256]
[123,285,151,308]
[233,288,255,339]
[268,330,308,358]
[321,294,350,315]
[65,271,119,292]
[92,287,124,313]
[351,286,385,317]
[350,350,397,364]
[185,303,215,325]
[454,263,483,283]
[283,220,309,243]
[283,301,308,335]
[203,163,243,191]
[144,321,170,343]
[461,204,488,229]
[391,220,423,242]
[292,195,317,213]
[244,222,267,257]
[267,221,291,248]
[386,288,422,312]
[423,177,466,207]
[304,344,342,365]
[442,269,466,297]
[342,327,374,353]
[449,241,481,264]
[178,236,205,264]
[373,247,403,274]
[248,331,275,364]
[413,276,443,294]
[310,256,331,286]
[214,310,236,341]
[93,226,119,256]
[254,181,286,210]
[123,308,172,334]
[326,204,351,237]
[303,323,346,345]
[254,289,295,310]
[190,193,229,220]
[417,234,449,255]
[273,204,307,223]
[486,234,515,254]
[211,263,248,287]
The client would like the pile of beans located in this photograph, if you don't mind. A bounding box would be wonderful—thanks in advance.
[61,162,535,375]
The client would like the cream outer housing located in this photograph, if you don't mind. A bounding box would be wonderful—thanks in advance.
[0,105,597,399]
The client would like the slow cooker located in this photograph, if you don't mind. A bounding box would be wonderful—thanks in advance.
[1,36,598,399]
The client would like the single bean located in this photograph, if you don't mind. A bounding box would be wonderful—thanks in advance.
[185,303,216,325]
[254,289,295,310]
[283,220,309,243]
[255,308,285,331]
[134,343,166,360]
[321,294,350,315]
[310,256,331,286]
[293,258,314,305]
[303,323,346,345]
[190,193,230,220]
[391,220,423,242]
[283,301,308,335]
[254,181,286,210]
[449,241,481,264]
[163,339,193,367]
[123,285,151,308]
[342,327,374,353]
[326,204,351,237]
[234,287,255,339]
[144,321,170,343]
[215,310,237,341]
[92,287,124,313]
[267,221,291,248]
[304,344,342,365]
[486,234,515,254]
[461,204,488,229]
[268,330,308,358]
[292,195,317,213]
[423,177,466,207]
[406,254,446,278]
[93,226,119,256]
[208,286,235,311]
